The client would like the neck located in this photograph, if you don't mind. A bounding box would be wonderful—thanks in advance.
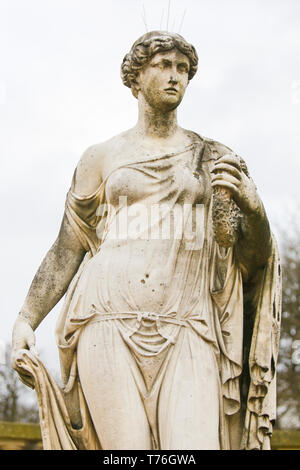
[136,95,178,139]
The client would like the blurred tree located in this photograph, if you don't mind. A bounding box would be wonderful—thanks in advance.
[276,222,300,429]
[0,344,39,423]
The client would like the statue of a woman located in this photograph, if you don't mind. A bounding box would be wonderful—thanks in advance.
[11,31,281,450]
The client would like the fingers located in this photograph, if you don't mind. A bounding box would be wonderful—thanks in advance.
[11,349,27,372]
[211,171,241,196]
[11,318,38,389]
[211,154,243,198]
[211,162,241,180]
[11,349,36,389]
[11,348,24,368]
[211,154,260,214]
[212,180,240,197]
[215,154,241,170]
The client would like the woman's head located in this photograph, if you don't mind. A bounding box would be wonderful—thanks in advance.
[121,31,198,99]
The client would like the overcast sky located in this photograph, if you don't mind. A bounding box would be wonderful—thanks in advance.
[0,0,299,377]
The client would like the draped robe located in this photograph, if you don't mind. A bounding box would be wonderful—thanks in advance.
[17,133,281,450]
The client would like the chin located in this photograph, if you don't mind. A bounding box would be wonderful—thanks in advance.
[157,97,182,112]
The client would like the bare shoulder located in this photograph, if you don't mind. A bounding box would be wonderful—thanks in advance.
[73,129,133,196]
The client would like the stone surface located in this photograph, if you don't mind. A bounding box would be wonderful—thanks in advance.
[0,422,298,451]
[0,421,42,450]
[11,31,281,450]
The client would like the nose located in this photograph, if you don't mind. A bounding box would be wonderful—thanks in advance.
[169,68,178,85]
[169,75,178,85]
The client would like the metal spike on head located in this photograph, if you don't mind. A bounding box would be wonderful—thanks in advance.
[178,9,187,34]
[166,0,171,31]
[141,3,148,32]
[160,9,164,30]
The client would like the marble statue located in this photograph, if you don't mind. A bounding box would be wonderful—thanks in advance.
[11,31,281,450]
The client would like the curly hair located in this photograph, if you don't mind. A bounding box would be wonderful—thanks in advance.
[121,31,198,98]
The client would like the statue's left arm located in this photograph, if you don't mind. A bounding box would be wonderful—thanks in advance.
[211,153,272,280]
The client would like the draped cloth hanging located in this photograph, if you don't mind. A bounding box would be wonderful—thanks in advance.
[16,134,281,450]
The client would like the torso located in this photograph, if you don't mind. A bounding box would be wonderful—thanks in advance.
[73,127,211,320]
[74,127,197,196]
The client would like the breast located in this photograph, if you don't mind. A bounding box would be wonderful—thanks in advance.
[105,153,206,209]
[105,167,153,206]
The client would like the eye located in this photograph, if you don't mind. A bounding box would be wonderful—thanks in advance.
[177,63,189,73]
[152,60,172,70]
[162,60,172,69]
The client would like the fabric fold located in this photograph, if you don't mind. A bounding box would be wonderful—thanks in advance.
[15,350,101,450]
[23,133,281,450]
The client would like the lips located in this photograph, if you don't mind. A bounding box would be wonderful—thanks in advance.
[165,87,178,93]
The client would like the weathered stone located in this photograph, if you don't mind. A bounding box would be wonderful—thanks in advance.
[11,30,281,450]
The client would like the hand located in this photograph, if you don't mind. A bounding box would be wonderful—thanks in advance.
[211,154,262,216]
[11,317,38,388]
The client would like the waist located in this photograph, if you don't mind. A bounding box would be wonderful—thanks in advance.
[88,307,191,327]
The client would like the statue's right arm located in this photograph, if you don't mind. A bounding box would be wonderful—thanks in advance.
[12,214,86,349]
[12,144,104,369]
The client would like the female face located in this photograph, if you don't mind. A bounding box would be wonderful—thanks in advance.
[136,48,190,112]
